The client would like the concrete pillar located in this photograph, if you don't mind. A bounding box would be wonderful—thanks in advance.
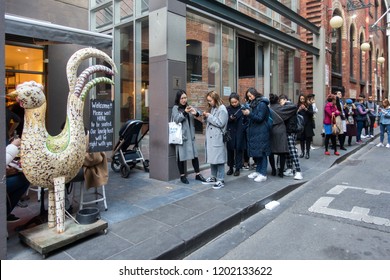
[312,27,326,146]
[1,0,7,259]
[149,1,186,180]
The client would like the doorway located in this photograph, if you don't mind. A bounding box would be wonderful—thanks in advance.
[237,36,264,99]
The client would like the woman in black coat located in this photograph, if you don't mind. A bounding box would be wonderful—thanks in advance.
[297,94,315,159]
[226,92,247,176]
[268,93,289,177]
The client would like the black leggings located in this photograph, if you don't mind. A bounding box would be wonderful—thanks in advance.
[269,153,287,172]
[300,137,312,154]
[177,154,200,175]
[325,134,337,152]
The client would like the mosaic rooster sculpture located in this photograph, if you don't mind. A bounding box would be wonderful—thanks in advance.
[9,48,117,233]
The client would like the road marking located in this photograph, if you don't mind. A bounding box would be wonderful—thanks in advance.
[309,185,390,226]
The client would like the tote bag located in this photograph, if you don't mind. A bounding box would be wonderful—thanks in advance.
[168,121,183,145]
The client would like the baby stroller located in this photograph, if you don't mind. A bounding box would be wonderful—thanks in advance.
[111,119,149,178]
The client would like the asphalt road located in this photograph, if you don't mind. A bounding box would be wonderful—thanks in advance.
[186,141,390,260]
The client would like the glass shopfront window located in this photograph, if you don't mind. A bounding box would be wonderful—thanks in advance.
[270,45,293,99]
[186,12,222,104]
[222,26,235,97]
[5,45,44,94]
[119,23,134,123]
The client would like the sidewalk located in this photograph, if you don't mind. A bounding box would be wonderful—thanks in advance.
[6,134,379,260]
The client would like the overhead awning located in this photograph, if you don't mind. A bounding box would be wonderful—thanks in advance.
[5,14,112,49]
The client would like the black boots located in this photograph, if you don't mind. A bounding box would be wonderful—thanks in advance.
[299,152,305,158]
[305,150,310,159]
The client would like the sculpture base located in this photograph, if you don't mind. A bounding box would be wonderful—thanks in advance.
[19,218,108,258]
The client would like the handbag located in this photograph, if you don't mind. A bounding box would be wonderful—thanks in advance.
[332,116,341,135]
[335,115,343,134]
[223,130,232,143]
[168,121,183,145]
[219,127,232,143]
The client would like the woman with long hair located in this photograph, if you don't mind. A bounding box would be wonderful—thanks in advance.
[171,89,206,184]
[376,98,390,148]
[226,92,246,176]
[297,94,315,159]
[201,90,228,189]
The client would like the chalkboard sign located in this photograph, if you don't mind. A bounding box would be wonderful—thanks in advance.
[89,99,114,152]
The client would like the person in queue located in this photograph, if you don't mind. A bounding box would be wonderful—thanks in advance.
[242,88,271,182]
[171,89,207,184]
[202,90,228,189]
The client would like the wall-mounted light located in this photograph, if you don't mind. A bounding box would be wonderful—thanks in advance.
[330,15,343,29]
[360,42,371,51]
[378,56,385,64]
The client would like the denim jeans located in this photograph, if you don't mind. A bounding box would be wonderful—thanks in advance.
[254,155,268,176]
[356,120,365,142]
[210,163,225,182]
[379,123,390,144]
[6,173,30,215]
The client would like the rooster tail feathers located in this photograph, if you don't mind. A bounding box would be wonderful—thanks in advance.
[67,48,117,93]
[74,65,115,97]
[80,77,115,101]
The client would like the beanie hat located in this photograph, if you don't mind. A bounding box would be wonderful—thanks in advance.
[346,99,353,104]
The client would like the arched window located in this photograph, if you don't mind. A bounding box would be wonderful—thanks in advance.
[359,34,364,82]
[349,26,355,79]
[331,18,342,74]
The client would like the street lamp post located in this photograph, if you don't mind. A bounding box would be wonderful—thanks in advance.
[378,56,386,100]
[360,42,371,96]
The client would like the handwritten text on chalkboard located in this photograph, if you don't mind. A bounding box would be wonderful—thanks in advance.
[89,100,114,152]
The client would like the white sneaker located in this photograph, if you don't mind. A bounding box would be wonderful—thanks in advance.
[212,181,225,189]
[376,143,384,147]
[370,135,374,138]
[202,177,217,185]
[361,135,368,139]
[386,144,390,148]
[294,172,303,180]
[283,169,294,177]
[248,172,260,179]
[254,175,267,182]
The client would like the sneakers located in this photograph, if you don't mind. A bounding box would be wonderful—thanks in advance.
[376,143,384,147]
[324,151,330,155]
[294,172,303,180]
[180,176,189,184]
[195,174,207,182]
[356,140,363,144]
[254,175,267,182]
[243,165,250,170]
[283,169,294,177]
[334,151,340,156]
[202,177,217,185]
[212,181,225,189]
[248,172,260,179]
[361,135,368,139]
[386,144,390,148]
[7,214,20,222]
[370,135,374,138]
[233,169,240,176]
[226,169,233,175]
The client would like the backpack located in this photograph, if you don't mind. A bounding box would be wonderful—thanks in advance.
[296,113,305,133]
[286,113,304,134]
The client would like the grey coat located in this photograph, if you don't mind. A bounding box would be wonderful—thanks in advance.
[172,105,199,161]
[270,104,289,154]
[204,104,228,164]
